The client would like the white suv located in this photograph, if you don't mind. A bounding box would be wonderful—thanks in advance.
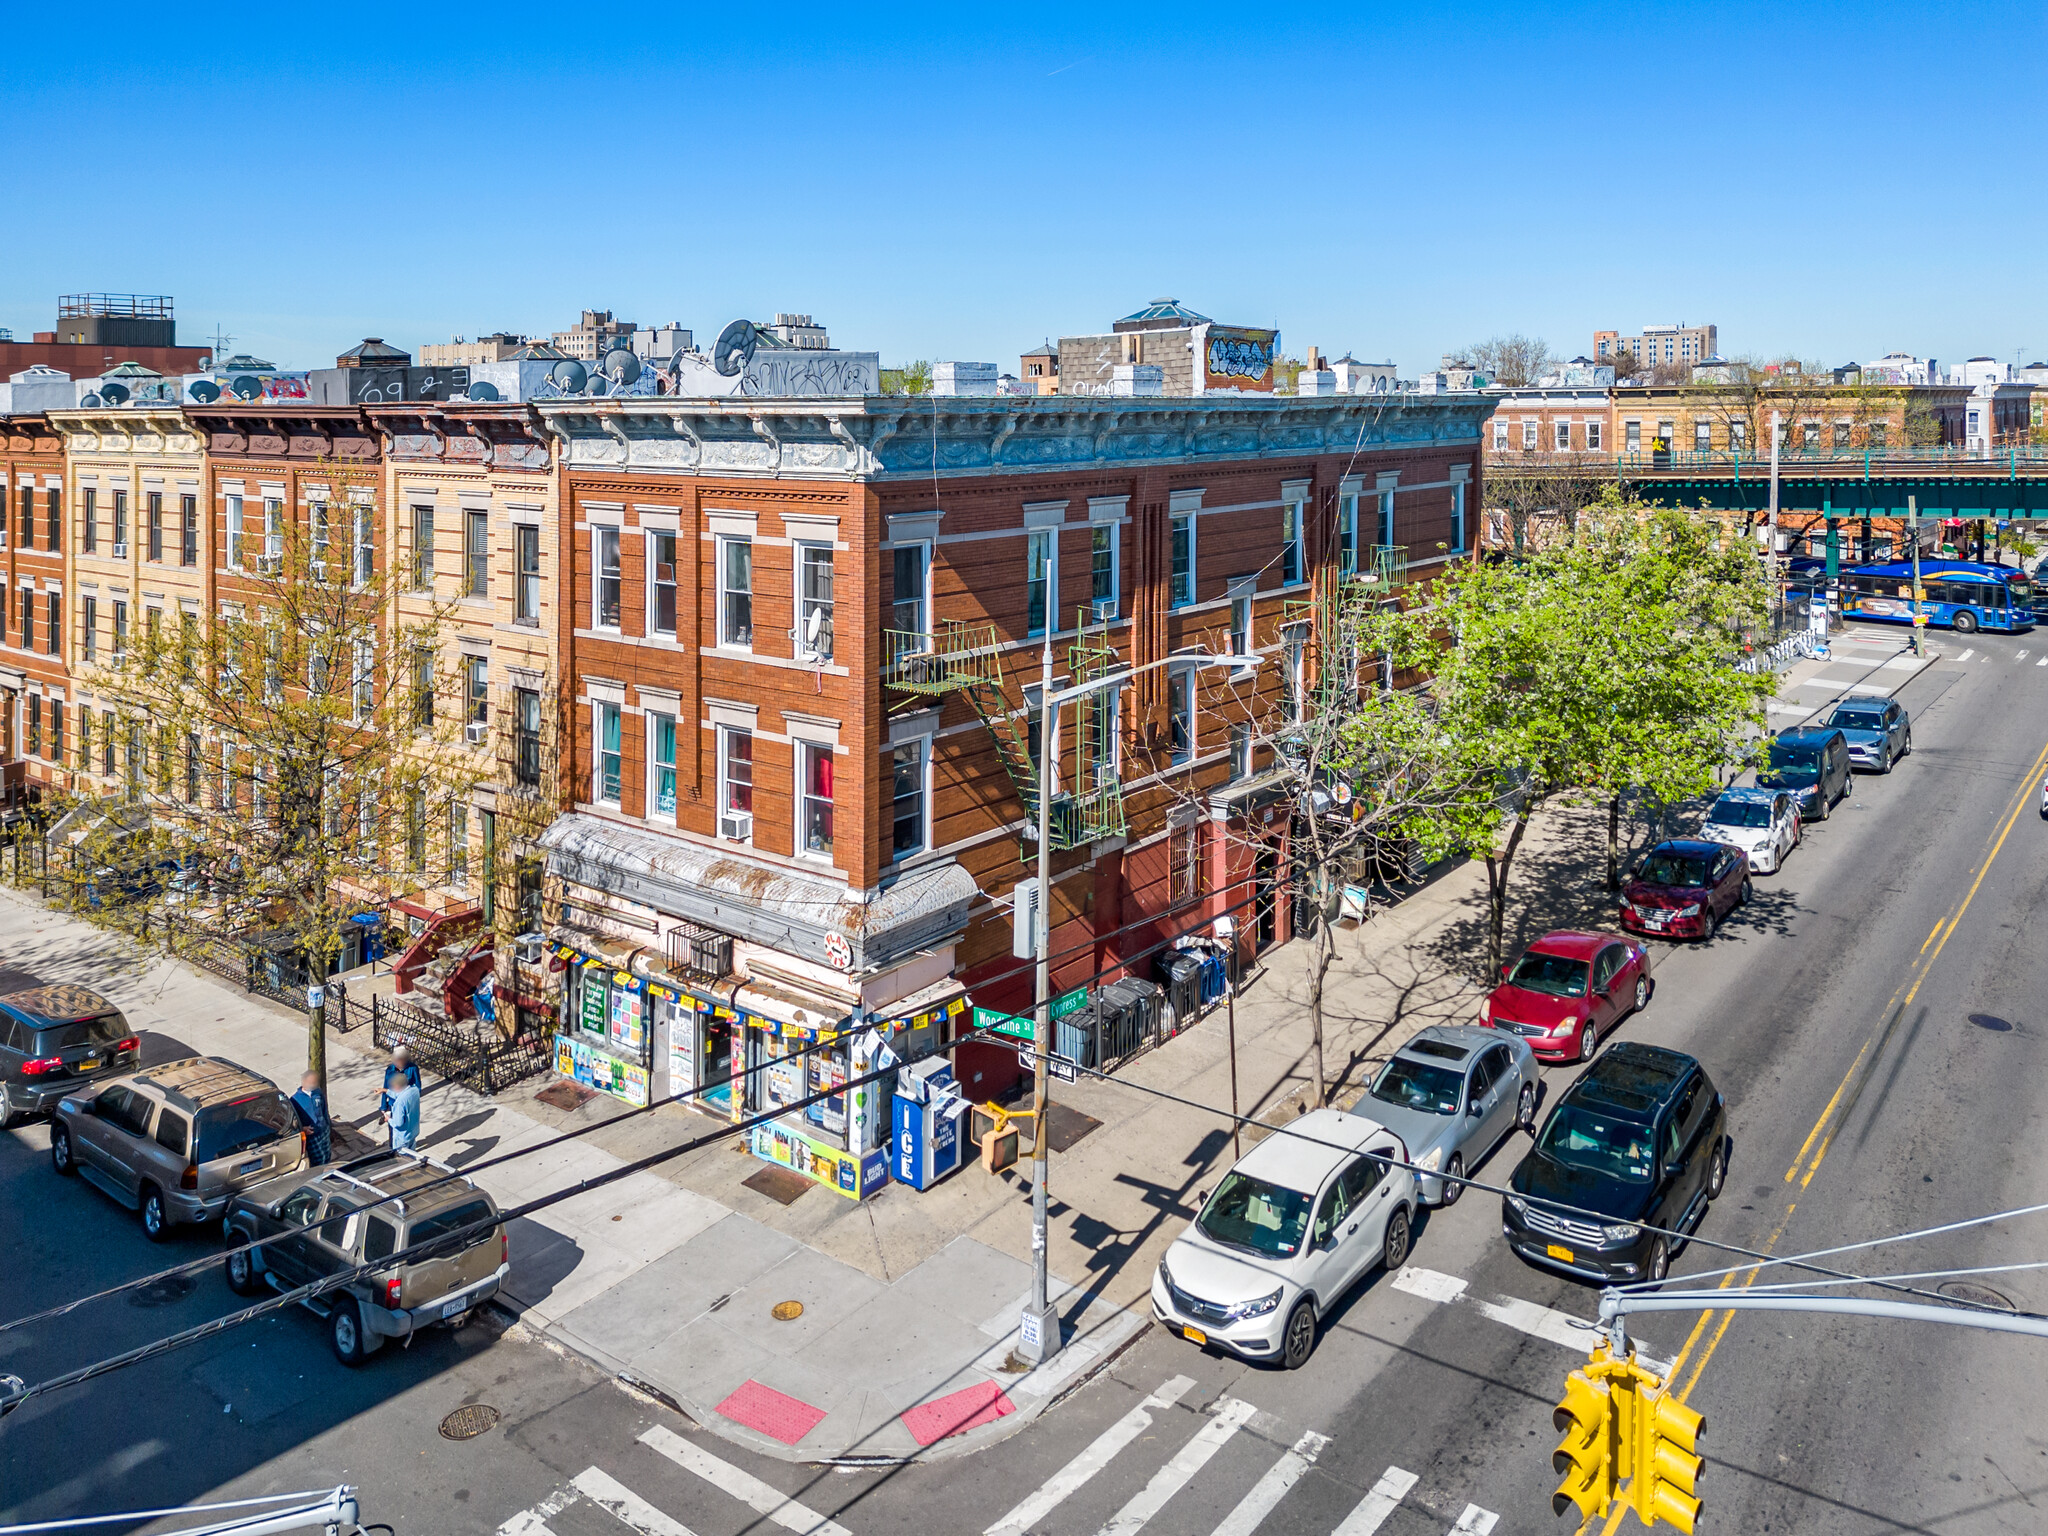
[1152,1108,1416,1370]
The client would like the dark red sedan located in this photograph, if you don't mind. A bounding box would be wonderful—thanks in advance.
[1478,930,1650,1064]
[1620,838,1751,943]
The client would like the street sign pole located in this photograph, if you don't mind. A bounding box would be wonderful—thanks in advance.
[1909,494,1925,657]
[1021,634,1060,1365]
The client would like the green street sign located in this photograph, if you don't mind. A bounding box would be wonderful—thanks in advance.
[972,1006,1034,1040]
[1052,987,1088,1020]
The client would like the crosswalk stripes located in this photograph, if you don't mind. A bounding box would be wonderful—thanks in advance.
[1447,1507,1500,1535]
[571,1468,698,1536]
[638,1423,851,1536]
[985,1375,1196,1536]
[1208,1428,1330,1536]
[1330,1466,1420,1535]
[1098,1395,1259,1536]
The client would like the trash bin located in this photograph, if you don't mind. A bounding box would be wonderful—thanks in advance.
[1156,955,1202,1034]
[1057,1001,1099,1070]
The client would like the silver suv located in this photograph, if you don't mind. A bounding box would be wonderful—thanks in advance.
[51,1057,307,1240]
[0,985,139,1127]
[223,1151,510,1366]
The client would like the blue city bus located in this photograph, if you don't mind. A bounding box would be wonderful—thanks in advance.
[1840,560,2035,634]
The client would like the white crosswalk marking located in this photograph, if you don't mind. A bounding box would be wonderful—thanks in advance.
[986,1376,1197,1536]
[1391,1267,1672,1375]
[1448,1505,1500,1534]
[1097,1396,1258,1536]
[1208,1428,1330,1536]
[1960,649,1975,661]
[1331,1466,1420,1536]
[499,1513,560,1536]
[573,1468,700,1536]
[2037,656,2046,666]
[639,1424,852,1536]
[2018,650,2030,660]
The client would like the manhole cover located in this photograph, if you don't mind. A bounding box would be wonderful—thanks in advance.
[535,1080,600,1110]
[439,1404,501,1440]
[128,1274,197,1308]
[1968,1014,2014,1032]
[771,1300,805,1321]
[1939,1281,2014,1311]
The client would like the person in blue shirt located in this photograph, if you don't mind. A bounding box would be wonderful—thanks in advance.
[386,1078,421,1152]
[289,1072,332,1165]
[380,1045,422,1117]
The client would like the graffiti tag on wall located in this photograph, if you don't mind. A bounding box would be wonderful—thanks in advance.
[1203,327,1278,391]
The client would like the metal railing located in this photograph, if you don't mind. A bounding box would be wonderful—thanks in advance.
[882,620,1001,693]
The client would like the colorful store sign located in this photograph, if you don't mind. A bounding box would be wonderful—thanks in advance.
[749,1120,888,1200]
[554,1032,650,1108]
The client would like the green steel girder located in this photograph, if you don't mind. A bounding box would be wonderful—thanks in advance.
[1633,475,2048,519]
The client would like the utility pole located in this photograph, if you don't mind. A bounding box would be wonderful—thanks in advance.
[1768,409,1782,626]
[1020,632,1060,1365]
[1909,494,1925,657]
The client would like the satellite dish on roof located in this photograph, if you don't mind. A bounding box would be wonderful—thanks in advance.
[188,379,221,404]
[466,380,502,402]
[79,392,104,408]
[713,319,758,377]
[598,348,641,388]
[99,382,130,406]
[548,359,588,394]
[230,375,262,401]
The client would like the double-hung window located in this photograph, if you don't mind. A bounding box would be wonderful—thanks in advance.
[261,498,283,573]
[18,586,33,650]
[1338,492,1360,576]
[1522,420,1538,450]
[1450,482,1468,554]
[515,524,541,622]
[45,594,59,657]
[351,498,373,586]
[309,498,331,583]
[465,654,488,727]
[1280,497,1303,586]
[890,543,928,642]
[595,702,622,806]
[1169,514,1195,607]
[1586,420,1603,451]
[82,596,96,664]
[718,727,754,842]
[48,701,61,762]
[181,494,198,566]
[465,509,489,597]
[184,732,200,803]
[1378,489,1396,560]
[1625,420,1642,453]
[798,742,834,857]
[76,710,91,773]
[649,531,678,637]
[718,537,753,647]
[449,803,469,883]
[797,544,834,660]
[593,527,621,629]
[112,490,129,557]
[1167,666,1195,766]
[411,647,435,730]
[83,489,97,553]
[24,697,37,756]
[648,713,677,819]
[411,506,435,590]
[1090,523,1118,618]
[112,600,130,661]
[1493,421,1508,451]
[1694,421,1712,453]
[46,489,60,552]
[1557,421,1573,452]
[1025,529,1055,638]
[147,492,164,561]
[890,739,927,861]
[1230,722,1253,781]
[226,494,244,567]
[1230,592,1253,670]
[352,639,375,723]
[513,687,542,786]
[17,487,31,545]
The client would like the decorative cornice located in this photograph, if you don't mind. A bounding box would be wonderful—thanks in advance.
[536,395,1489,482]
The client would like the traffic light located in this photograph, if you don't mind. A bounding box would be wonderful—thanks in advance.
[1551,1367,1617,1519]
[1630,1381,1705,1532]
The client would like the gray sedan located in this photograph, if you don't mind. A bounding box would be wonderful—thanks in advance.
[1349,1026,1540,1206]
[1821,695,1911,772]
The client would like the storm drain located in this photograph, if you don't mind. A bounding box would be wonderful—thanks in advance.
[439,1404,502,1440]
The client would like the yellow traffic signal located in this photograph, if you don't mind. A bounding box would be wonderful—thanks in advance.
[1631,1384,1705,1532]
[1551,1368,1617,1519]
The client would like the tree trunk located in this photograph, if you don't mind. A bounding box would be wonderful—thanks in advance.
[1308,925,1332,1109]
[1484,815,1532,978]
[307,998,328,1098]
[1606,794,1621,892]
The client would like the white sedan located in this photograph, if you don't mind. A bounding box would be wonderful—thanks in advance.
[1152,1108,1417,1370]
[1701,787,1801,874]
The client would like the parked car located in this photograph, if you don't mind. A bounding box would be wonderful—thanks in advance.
[0,985,139,1128]
[1759,727,1853,819]
[223,1150,510,1366]
[1352,1026,1538,1205]
[1501,1041,1729,1284]
[1480,931,1651,1063]
[1699,787,1801,875]
[1152,1107,1417,1370]
[1621,841,1752,942]
[50,1057,306,1239]
[1819,695,1911,773]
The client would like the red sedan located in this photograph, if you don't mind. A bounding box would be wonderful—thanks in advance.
[1478,930,1651,1064]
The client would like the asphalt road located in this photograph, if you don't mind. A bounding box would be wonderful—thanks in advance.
[6,624,2045,1536]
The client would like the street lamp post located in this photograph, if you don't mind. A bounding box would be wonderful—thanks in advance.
[1018,644,1256,1365]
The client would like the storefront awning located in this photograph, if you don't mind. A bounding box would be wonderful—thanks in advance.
[1208,766,1300,818]
[540,815,976,976]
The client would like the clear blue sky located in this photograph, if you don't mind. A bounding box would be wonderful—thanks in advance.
[7,2,2044,377]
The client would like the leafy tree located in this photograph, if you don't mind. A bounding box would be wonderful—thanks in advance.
[880,360,934,395]
[58,460,487,1092]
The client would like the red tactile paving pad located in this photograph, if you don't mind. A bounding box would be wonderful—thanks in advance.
[715,1379,828,1445]
[900,1381,1016,1446]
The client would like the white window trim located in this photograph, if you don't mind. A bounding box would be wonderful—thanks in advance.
[1026,526,1058,637]
[1169,511,1198,608]
[594,700,623,807]
[1089,519,1120,619]
[793,541,834,661]
[892,538,933,641]
[592,523,623,633]
[646,524,680,639]
[646,709,678,826]
[888,733,932,865]
[716,534,753,650]
[716,723,755,845]
[796,738,835,863]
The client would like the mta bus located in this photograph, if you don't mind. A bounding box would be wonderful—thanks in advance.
[1839,560,2035,635]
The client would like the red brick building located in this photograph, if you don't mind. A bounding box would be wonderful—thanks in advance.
[535,393,1488,1197]
[0,413,69,816]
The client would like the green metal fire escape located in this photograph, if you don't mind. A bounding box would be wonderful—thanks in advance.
[884,611,1127,851]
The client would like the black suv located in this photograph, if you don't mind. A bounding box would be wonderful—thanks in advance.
[1501,1042,1728,1284]
[1759,727,1852,821]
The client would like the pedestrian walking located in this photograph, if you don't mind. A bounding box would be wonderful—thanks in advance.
[289,1071,333,1166]
[380,1044,422,1118]
[385,1076,421,1152]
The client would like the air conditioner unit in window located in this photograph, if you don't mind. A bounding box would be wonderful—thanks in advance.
[464,721,489,746]
[513,932,545,965]
[719,812,752,842]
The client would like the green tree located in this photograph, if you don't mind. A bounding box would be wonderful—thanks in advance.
[880,360,934,395]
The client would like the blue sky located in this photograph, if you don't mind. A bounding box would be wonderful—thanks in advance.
[6,2,2045,377]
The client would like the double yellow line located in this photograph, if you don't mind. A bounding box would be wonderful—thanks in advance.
[1583,731,2048,1534]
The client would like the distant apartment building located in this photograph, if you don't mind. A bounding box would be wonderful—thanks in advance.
[551,310,637,362]
[1859,354,1941,386]
[420,333,529,367]
[1594,323,1718,374]
[1612,382,1967,458]
[0,294,214,379]
[0,410,68,803]
[1482,360,1615,458]
[1019,342,1058,395]
[1059,300,1280,397]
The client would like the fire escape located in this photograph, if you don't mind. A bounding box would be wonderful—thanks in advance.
[885,610,1127,851]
